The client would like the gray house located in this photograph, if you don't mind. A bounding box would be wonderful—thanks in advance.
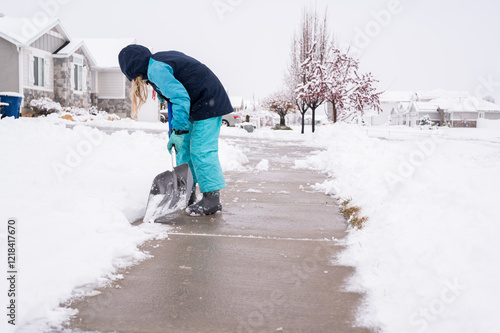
[0,16,133,117]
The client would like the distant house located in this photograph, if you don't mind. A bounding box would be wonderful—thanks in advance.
[428,96,500,127]
[0,16,134,117]
[229,96,244,112]
[391,101,440,127]
[387,90,500,127]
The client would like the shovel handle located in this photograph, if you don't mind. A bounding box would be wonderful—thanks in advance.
[171,146,176,167]
[171,147,178,192]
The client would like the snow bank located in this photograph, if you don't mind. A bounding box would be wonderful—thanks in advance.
[296,124,500,333]
[219,138,250,171]
[256,159,269,171]
[0,118,248,332]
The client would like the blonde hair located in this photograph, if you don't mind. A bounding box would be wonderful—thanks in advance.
[130,75,148,119]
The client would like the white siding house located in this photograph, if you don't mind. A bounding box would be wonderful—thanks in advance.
[388,90,500,127]
[82,38,135,116]
[229,96,244,112]
[98,71,126,99]
[0,16,134,116]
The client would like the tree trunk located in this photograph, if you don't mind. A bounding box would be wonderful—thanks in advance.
[332,101,338,123]
[280,115,286,126]
[301,111,305,134]
[311,107,316,133]
[297,102,308,134]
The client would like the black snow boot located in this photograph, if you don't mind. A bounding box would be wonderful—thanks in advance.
[188,184,197,206]
[186,190,222,216]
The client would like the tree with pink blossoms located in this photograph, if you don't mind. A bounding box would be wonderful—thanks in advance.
[263,91,296,127]
[324,50,382,124]
[287,6,382,132]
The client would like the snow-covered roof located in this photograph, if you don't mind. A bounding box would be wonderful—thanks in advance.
[415,90,469,101]
[476,99,500,112]
[380,91,414,102]
[396,101,412,113]
[54,39,97,66]
[413,102,440,112]
[82,38,136,69]
[430,96,500,113]
[56,39,84,55]
[381,90,471,103]
[0,16,132,70]
[229,96,244,109]
[0,16,69,46]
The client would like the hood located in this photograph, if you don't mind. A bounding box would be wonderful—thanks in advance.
[118,44,152,81]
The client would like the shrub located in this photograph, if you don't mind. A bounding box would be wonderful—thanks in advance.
[29,97,62,116]
[419,115,434,126]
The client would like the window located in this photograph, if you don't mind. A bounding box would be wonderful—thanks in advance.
[73,57,83,91]
[71,56,87,92]
[29,54,50,89]
[33,56,45,87]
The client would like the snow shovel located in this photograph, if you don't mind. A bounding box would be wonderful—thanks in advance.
[143,102,194,223]
[143,148,194,223]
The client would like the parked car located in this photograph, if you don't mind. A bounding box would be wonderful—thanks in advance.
[222,113,242,127]
[160,111,168,123]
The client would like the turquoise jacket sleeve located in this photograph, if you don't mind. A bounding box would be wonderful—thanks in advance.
[147,58,190,131]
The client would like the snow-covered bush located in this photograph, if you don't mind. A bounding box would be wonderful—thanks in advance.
[29,97,62,116]
[419,115,433,126]
[57,106,121,122]
[28,97,121,122]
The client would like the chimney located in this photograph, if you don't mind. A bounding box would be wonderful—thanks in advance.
[438,107,445,126]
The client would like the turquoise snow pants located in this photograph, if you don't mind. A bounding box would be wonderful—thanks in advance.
[176,116,226,193]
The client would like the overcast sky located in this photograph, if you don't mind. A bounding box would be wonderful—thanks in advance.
[3,0,500,102]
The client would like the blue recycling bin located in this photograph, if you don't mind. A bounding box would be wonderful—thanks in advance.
[0,92,24,119]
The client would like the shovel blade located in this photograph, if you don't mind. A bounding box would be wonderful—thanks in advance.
[143,163,193,223]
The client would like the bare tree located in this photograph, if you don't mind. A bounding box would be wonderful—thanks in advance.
[295,45,327,132]
[287,6,330,134]
[286,32,309,133]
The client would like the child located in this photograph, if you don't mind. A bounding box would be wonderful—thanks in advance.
[119,44,233,216]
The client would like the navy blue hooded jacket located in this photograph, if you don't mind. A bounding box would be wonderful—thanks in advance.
[118,45,233,130]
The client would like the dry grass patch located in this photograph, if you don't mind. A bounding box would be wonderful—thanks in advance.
[339,197,368,230]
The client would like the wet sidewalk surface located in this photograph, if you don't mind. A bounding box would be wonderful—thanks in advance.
[66,136,372,333]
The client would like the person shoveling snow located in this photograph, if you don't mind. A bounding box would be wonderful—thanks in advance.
[119,44,232,219]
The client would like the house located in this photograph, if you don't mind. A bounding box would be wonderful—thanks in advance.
[387,90,500,127]
[229,96,244,112]
[371,91,414,125]
[391,101,440,127]
[0,16,134,117]
[426,96,500,127]
[82,38,135,117]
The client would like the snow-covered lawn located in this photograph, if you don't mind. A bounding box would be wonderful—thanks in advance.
[296,124,500,333]
[0,117,248,332]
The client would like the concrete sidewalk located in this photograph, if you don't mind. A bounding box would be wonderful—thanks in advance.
[66,136,372,333]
